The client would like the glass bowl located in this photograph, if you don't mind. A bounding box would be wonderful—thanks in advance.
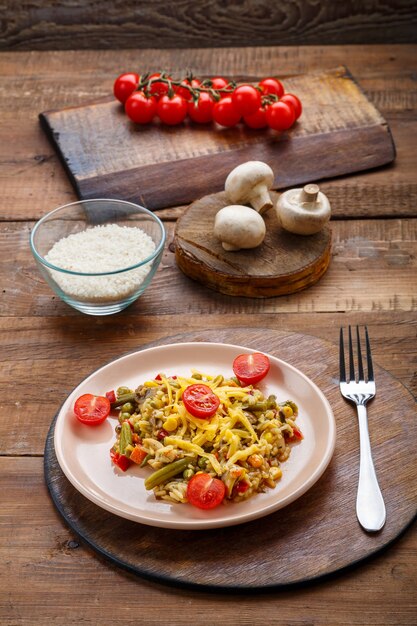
[30,199,166,316]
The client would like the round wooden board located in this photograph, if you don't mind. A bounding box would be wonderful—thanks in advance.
[174,192,332,297]
[44,329,416,591]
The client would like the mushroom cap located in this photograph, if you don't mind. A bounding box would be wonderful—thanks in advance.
[225,161,274,203]
[276,188,331,235]
[214,205,266,249]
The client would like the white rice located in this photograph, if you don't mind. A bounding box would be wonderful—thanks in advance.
[45,224,156,302]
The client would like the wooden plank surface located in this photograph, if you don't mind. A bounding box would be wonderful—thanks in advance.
[43,329,417,589]
[2,0,417,50]
[39,67,395,210]
[0,44,416,625]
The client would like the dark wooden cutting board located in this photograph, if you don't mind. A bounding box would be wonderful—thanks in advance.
[39,67,395,211]
[44,329,417,591]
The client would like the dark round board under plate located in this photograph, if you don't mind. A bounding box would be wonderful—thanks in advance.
[44,329,417,591]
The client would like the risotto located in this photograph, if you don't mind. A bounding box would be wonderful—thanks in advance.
[109,367,303,508]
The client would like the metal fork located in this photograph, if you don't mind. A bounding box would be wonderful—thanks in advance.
[339,326,386,532]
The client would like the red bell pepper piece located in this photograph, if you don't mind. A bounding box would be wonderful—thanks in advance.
[110,449,131,471]
[106,389,116,403]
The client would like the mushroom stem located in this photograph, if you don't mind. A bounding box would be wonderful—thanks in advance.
[300,184,320,205]
[249,184,273,214]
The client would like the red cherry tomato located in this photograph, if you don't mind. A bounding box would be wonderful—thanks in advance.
[212,97,241,127]
[210,76,231,97]
[243,106,268,129]
[280,93,302,120]
[148,73,170,98]
[157,94,188,125]
[258,77,284,98]
[74,394,110,425]
[232,85,261,116]
[186,473,226,509]
[113,72,140,104]
[182,384,220,419]
[188,92,215,123]
[232,353,270,385]
[265,101,295,131]
[174,79,193,101]
[125,92,157,124]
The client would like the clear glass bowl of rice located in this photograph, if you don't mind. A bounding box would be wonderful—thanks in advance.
[30,199,166,316]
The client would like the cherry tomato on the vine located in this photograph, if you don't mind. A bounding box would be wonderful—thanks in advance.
[113,72,140,104]
[148,73,171,98]
[188,92,215,123]
[210,76,231,97]
[157,94,188,125]
[232,352,270,385]
[243,106,268,129]
[186,473,226,509]
[258,77,284,98]
[265,101,295,131]
[174,79,193,101]
[182,384,220,419]
[125,92,157,124]
[212,96,241,127]
[232,85,261,116]
[74,394,110,426]
[279,93,302,120]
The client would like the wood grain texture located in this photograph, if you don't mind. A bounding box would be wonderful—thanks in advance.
[175,191,332,297]
[1,459,415,626]
[1,0,417,50]
[43,329,417,589]
[1,46,416,221]
[39,67,395,211]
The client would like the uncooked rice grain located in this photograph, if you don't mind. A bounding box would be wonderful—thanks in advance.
[45,224,156,302]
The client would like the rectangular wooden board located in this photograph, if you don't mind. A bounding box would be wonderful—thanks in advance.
[39,66,395,211]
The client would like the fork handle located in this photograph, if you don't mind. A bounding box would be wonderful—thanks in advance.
[356,404,386,532]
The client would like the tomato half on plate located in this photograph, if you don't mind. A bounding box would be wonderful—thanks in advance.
[186,473,226,509]
[73,394,111,425]
[233,352,270,385]
[182,384,220,419]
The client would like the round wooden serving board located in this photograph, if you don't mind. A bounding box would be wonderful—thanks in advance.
[174,191,332,297]
[44,329,416,591]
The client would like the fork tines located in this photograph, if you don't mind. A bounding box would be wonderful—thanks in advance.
[339,325,374,384]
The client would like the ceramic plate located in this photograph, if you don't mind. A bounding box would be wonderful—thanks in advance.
[54,342,336,529]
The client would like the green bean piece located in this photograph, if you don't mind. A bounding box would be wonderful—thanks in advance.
[192,372,202,380]
[249,402,267,412]
[144,458,192,490]
[111,392,137,408]
[117,386,132,397]
[267,395,277,409]
[183,468,195,480]
[121,402,134,414]
[119,421,132,455]
[119,412,131,423]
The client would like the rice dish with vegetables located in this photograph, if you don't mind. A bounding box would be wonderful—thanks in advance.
[109,366,303,508]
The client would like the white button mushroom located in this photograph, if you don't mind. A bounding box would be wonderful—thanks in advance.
[214,205,266,251]
[225,161,274,214]
[275,184,331,235]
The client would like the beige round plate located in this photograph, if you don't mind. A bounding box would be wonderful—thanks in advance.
[54,342,336,529]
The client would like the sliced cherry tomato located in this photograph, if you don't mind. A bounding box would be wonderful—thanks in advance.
[113,72,140,104]
[212,97,241,127]
[232,85,261,116]
[182,384,220,419]
[232,353,270,385]
[265,101,295,131]
[258,77,284,98]
[243,106,268,129]
[147,72,170,98]
[280,93,302,120]
[157,94,188,125]
[187,473,226,509]
[110,449,131,471]
[125,91,157,124]
[106,389,116,404]
[74,394,110,425]
[188,92,214,123]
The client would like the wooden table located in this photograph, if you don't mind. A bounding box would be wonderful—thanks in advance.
[1,45,416,625]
